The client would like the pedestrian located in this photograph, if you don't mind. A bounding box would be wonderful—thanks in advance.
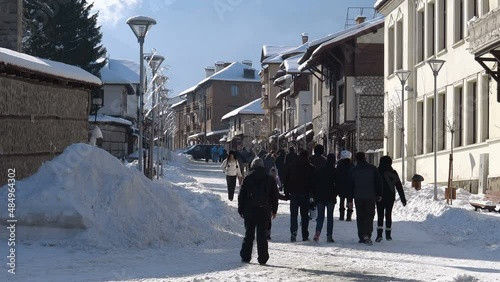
[337,150,353,221]
[218,145,224,163]
[238,158,279,265]
[221,150,243,201]
[376,156,407,242]
[274,149,286,190]
[347,152,382,245]
[204,145,211,163]
[284,149,315,242]
[312,153,337,243]
[263,151,275,174]
[212,145,220,163]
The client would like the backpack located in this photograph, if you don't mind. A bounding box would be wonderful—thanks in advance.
[248,177,270,208]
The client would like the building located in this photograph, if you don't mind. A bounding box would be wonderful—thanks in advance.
[0,47,101,184]
[221,98,265,150]
[375,0,500,193]
[174,61,261,148]
[299,16,385,158]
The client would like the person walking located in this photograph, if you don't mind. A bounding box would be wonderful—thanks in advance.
[238,158,279,265]
[274,149,286,191]
[347,152,382,245]
[312,153,337,243]
[337,150,353,221]
[221,150,243,201]
[376,156,407,242]
[284,150,315,242]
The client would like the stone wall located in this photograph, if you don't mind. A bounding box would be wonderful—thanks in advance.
[0,0,22,51]
[357,76,384,152]
[0,76,90,184]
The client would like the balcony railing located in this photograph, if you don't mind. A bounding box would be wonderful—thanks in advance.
[468,7,500,55]
[290,75,310,97]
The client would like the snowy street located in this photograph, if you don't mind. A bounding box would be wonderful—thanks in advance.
[0,146,499,282]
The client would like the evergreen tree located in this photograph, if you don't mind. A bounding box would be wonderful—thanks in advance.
[23,0,107,76]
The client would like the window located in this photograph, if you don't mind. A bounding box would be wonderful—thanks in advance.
[439,92,446,150]
[481,75,489,142]
[387,110,394,157]
[418,10,425,62]
[456,0,464,42]
[388,26,395,74]
[417,101,424,155]
[473,0,479,17]
[427,2,436,57]
[454,86,463,147]
[429,97,435,152]
[469,81,478,144]
[396,20,403,70]
[338,84,345,105]
[231,85,239,96]
[438,0,447,51]
[394,106,401,158]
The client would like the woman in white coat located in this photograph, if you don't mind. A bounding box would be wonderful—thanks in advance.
[221,150,243,201]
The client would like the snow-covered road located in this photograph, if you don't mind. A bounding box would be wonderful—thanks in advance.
[0,148,499,282]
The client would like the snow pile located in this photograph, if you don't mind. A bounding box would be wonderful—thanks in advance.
[0,144,235,249]
[392,183,500,250]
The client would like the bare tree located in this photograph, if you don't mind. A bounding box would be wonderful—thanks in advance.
[445,118,456,204]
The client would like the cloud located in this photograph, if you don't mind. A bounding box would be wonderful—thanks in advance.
[91,0,142,26]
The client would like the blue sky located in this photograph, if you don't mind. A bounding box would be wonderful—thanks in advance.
[94,0,378,96]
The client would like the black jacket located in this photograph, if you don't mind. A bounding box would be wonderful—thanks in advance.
[238,167,279,216]
[379,167,406,203]
[336,158,353,198]
[284,157,314,195]
[347,161,382,202]
[313,164,337,204]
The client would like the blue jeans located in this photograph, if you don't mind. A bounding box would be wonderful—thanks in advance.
[316,202,335,236]
[290,193,310,239]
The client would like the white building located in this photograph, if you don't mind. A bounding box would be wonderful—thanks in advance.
[375,0,500,193]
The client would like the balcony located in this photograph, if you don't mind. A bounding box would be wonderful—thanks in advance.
[468,7,500,56]
[289,75,309,97]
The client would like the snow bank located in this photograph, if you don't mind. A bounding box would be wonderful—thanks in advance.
[393,183,500,251]
[0,144,235,249]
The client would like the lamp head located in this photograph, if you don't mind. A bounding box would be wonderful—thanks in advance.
[301,104,310,111]
[127,16,157,41]
[394,69,411,84]
[352,85,366,95]
[144,54,165,72]
[274,110,282,117]
[427,59,445,74]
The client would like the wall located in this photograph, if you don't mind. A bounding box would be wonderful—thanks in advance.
[0,0,22,51]
[0,76,90,184]
[88,123,130,157]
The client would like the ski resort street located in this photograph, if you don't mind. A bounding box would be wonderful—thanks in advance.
[0,148,499,282]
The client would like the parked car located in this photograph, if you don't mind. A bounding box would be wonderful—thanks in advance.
[184,144,217,160]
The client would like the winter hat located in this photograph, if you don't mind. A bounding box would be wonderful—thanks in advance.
[340,150,352,160]
[251,158,265,169]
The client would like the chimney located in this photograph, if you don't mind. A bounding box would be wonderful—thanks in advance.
[215,61,225,72]
[355,15,367,25]
[242,60,252,67]
[0,0,23,52]
[205,66,215,77]
[301,32,309,44]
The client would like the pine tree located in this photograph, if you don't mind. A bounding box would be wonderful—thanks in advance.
[23,0,107,76]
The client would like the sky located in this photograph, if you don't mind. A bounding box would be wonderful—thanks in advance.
[92,0,379,97]
[0,144,499,281]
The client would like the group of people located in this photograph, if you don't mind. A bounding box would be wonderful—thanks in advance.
[205,145,228,163]
[219,144,407,265]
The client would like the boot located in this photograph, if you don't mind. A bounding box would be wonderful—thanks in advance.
[327,235,335,243]
[375,228,383,242]
[346,209,353,221]
[339,208,345,221]
[313,231,321,242]
[386,228,392,241]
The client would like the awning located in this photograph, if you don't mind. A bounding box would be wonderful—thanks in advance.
[206,129,229,137]
[188,132,204,140]
[292,122,313,135]
[296,129,314,141]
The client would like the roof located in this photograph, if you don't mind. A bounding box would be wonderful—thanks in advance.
[0,47,101,85]
[171,99,186,109]
[88,114,133,126]
[299,17,384,71]
[206,129,229,137]
[282,54,310,74]
[261,45,296,61]
[276,88,290,99]
[221,98,264,121]
[175,62,259,97]
[262,43,309,64]
[100,59,140,85]
[374,0,389,9]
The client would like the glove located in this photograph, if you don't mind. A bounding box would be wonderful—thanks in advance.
[401,199,407,206]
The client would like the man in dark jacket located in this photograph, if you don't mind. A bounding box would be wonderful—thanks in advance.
[284,150,315,242]
[376,156,407,242]
[312,153,337,242]
[347,152,382,245]
[337,150,353,221]
[309,144,326,169]
[238,158,279,265]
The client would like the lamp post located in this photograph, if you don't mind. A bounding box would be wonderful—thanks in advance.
[91,89,103,123]
[323,96,334,154]
[427,59,445,201]
[352,85,366,153]
[275,110,282,151]
[286,106,296,149]
[127,15,157,173]
[301,104,310,151]
[394,69,411,183]
[144,54,164,179]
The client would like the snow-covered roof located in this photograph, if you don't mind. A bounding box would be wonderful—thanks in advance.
[262,43,309,64]
[100,59,140,85]
[299,17,384,71]
[276,88,290,99]
[171,99,187,109]
[177,85,197,97]
[262,45,296,59]
[206,129,229,137]
[0,47,101,85]
[374,0,388,9]
[88,114,133,126]
[283,54,310,74]
[221,98,264,121]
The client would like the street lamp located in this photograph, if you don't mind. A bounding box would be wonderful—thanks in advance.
[144,54,164,179]
[91,89,103,123]
[395,69,411,183]
[127,15,157,173]
[275,110,282,151]
[323,95,334,154]
[427,59,445,201]
[301,104,310,150]
[352,85,366,153]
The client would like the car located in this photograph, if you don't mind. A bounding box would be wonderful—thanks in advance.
[184,144,218,160]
